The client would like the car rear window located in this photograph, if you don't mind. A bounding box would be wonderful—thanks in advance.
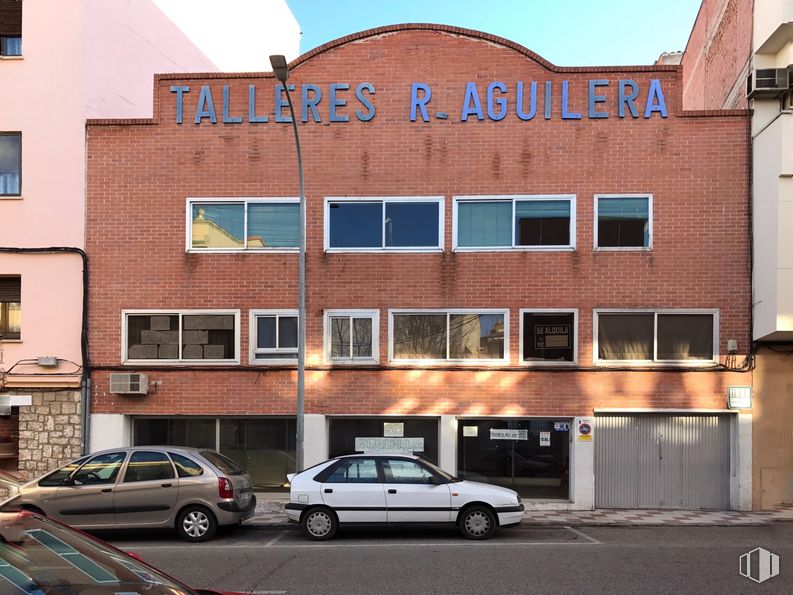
[168,452,204,478]
[199,451,245,475]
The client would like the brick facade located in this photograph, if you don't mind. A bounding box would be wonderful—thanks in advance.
[86,26,750,434]
[681,0,753,110]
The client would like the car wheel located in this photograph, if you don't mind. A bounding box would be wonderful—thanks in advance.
[21,505,45,517]
[459,505,496,540]
[177,506,218,542]
[301,507,338,541]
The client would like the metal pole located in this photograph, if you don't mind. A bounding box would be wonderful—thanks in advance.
[280,84,306,472]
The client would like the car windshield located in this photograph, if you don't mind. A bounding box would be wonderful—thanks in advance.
[200,450,245,475]
[419,458,462,482]
[0,513,195,594]
[38,457,90,487]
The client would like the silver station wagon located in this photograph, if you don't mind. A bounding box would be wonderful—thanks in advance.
[0,446,255,541]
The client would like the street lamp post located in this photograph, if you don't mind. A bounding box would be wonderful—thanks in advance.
[269,55,305,472]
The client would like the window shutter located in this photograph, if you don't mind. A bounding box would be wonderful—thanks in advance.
[0,1,22,37]
[0,277,20,302]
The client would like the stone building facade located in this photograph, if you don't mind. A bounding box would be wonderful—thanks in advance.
[17,391,82,477]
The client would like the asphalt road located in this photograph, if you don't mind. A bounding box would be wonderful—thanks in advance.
[101,523,793,594]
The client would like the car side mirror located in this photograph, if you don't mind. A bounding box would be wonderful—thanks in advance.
[427,475,440,485]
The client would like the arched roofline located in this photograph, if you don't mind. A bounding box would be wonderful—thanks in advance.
[290,23,679,74]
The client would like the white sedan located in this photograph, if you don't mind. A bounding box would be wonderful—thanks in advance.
[285,454,523,540]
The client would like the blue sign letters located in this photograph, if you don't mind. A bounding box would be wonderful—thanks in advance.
[170,78,668,125]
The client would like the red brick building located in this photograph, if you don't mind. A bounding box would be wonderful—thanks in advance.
[86,25,752,509]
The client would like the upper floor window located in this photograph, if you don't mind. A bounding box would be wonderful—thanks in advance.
[0,276,21,339]
[249,310,298,364]
[520,309,577,365]
[0,0,22,57]
[325,197,443,251]
[454,195,575,251]
[324,309,379,364]
[0,133,21,196]
[594,309,718,365]
[123,310,239,364]
[389,309,508,364]
[188,198,299,251]
[595,195,652,249]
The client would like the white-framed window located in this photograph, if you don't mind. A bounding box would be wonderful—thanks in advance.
[324,196,444,252]
[187,197,299,252]
[324,309,380,364]
[388,309,509,365]
[594,194,652,250]
[122,310,240,365]
[593,309,719,366]
[249,309,298,365]
[519,309,578,366]
[452,195,576,251]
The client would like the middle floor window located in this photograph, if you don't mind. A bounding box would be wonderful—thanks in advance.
[454,195,575,250]
[389,309,508,363]
[325,197,443,251]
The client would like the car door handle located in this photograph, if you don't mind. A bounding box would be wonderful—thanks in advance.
[101,488,112,493]
[324,488,333,493]
[388,489,397,494]
[161,483,172,488]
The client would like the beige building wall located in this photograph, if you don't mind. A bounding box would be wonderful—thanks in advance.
[750,0,793,509]
[752,347,793,508]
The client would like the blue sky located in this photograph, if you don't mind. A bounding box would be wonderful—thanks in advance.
[286,0,701,66]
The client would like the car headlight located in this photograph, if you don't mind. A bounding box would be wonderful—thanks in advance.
[516,494,522,504]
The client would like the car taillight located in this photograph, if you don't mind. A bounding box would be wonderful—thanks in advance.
[218,477,234,499]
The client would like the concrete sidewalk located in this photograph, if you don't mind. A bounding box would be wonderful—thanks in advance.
[244,493,793,527]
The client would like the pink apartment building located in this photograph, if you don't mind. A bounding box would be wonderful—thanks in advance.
[0,0,299,478]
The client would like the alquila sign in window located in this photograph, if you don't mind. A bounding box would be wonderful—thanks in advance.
[170,78,668,125]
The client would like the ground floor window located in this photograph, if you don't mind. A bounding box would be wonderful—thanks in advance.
[328,417,439,464]
[457,418,570,499]
[133,416,295,490]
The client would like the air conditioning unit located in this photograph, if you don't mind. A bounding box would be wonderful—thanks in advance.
[747,68,790,99]
[109,373,149,395]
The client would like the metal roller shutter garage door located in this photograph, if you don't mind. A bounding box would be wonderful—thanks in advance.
[595,413,731,510]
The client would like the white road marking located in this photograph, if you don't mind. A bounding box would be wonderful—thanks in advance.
[563,526,602,544]
[263,531,288,547]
